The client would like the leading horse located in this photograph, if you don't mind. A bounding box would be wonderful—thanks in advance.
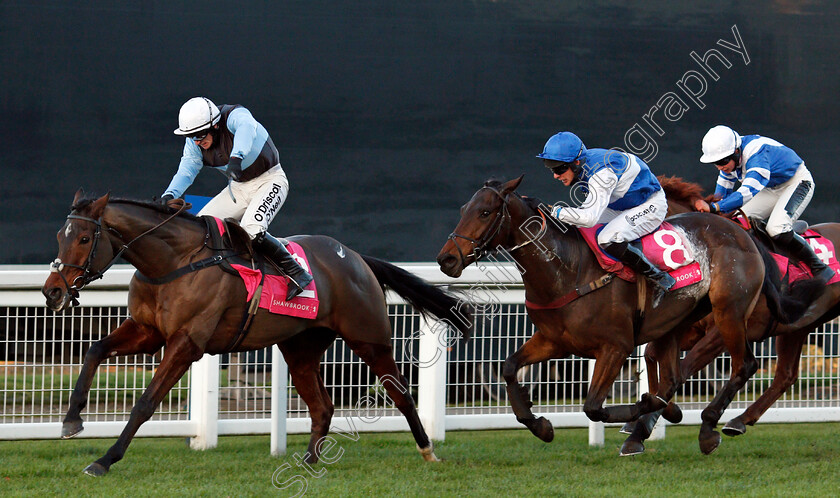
[619,177,840,454]
[42,190,472,476]
[436,176,821,454]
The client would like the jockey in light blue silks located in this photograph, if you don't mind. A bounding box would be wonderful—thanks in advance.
[539,131,676,307]
[162,97,313,300]
[695,125,834,283]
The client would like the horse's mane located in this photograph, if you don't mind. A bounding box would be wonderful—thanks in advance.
[71,196,202,222]
[657,175,707,206]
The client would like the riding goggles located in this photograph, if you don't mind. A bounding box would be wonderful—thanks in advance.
[714,155,735,166]
[547,161,575,176]
[188,130,209,142]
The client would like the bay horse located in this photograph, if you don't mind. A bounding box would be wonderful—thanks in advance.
[436,176,821,454]
[42,190,472,476]
[618,177,840,455]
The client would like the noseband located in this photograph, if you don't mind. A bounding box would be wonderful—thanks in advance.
[447,186,547,267]
[50,202,188,303]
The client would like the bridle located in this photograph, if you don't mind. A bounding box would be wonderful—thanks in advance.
[446,186,548,267]
[50,202,188,304]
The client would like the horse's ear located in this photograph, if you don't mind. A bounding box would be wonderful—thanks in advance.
[89,192,111,218]
[501,175,524,195]
[73,188,85,205]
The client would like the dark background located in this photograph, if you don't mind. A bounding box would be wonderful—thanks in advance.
[2,1,839,264]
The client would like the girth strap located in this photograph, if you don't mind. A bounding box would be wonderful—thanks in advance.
[525,273,615,310]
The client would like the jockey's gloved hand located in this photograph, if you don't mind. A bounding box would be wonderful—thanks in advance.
[158,194,174,205]
[550,204,563,219]
[226,156,243,182]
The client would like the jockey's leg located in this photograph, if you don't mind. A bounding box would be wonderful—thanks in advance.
[598,190,674,307]
[254,232,314,300]
[764,169,835,283]
[236,166,313,300]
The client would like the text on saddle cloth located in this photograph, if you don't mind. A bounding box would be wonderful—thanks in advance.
[773,231,840,285]
[230,240,319,319]
[578,222,703,290]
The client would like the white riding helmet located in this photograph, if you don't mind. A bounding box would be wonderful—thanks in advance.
[700,125,742,163]
[174,97,221,136]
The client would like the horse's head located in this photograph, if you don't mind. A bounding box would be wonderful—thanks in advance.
[42,189,115,311]
[437,176,525,277]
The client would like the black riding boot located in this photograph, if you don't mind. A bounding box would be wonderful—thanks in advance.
[603,241,676,309]
[773,231,835,284]
[254,232,314,300]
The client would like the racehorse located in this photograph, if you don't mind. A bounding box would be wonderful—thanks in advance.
[436,176,822,454]
[619,177,840,455]
[42,190,472,476]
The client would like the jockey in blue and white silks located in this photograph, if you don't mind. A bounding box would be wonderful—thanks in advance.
[538,131,675,306]
[162,97,312,300]
[696,125,834,283]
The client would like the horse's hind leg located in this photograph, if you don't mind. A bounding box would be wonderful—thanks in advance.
[698,316,758,455]
[63,318,164,439]
[277,328,338,465]
[723,329,809,436]
[348,340,439,461]
[83,332,201,476]
[502,331,567,442]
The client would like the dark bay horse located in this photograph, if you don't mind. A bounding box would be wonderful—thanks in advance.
[42,191,472,476]
[619,177,840,455]
[436,176,819,454]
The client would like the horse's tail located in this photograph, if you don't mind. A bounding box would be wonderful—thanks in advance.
[752,233,824,324]
[361,255,473,340]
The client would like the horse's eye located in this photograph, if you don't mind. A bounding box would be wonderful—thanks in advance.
[79,236,91,244]
[480,210,491,218]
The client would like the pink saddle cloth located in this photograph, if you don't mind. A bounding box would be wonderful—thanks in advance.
[231,241,319,319]
[579,222,703,290]
[773,230,840,285]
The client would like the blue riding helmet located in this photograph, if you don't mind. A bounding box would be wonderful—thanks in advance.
[537,132,586,162]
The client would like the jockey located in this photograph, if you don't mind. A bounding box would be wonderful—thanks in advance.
[161,97,313,300]
[695,125,834,283]
[539,131,676,307]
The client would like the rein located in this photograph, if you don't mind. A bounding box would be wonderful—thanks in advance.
[50,201,189,298]
[450,185,614,310]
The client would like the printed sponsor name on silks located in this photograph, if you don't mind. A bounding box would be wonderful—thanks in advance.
[253,183,283,222]
[624,203,657,227]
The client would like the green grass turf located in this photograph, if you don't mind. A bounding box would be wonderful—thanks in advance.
[1,422,838,496]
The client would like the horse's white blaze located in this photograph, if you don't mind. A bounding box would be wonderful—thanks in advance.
[65,224,73,238]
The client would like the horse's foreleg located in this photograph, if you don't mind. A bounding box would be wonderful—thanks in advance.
[63,318,164,439]
[584,347,643,423]
[279,328,337,465]
[502,331,564,442]
[698,319,758,455]
[723,330,809,436]
[83,333,201,477]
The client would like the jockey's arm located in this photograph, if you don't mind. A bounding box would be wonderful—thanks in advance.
[716,155,771,213]
[551,168,616,228]
[226,107,259,170]
[163,141,203,199]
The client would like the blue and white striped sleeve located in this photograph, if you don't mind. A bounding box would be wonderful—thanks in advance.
[717,154,771,212]
[163,140,204,198]
[713,171,736,199]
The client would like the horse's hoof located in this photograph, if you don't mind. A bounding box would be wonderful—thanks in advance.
[528,416,555,443]
[619,421,636,435]
[417,444,441,462]
[619,439,645,456]
[61,420,84,439]
[83,462,108,477]
[662,402,683,424]
[722,419,747,437]
[699,431,721,455]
